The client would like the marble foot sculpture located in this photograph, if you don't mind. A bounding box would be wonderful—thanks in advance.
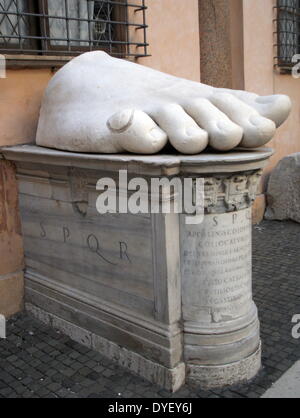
[36,51,291,154]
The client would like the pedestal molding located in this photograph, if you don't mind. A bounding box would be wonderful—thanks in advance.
[187,343,262,389]
[26,303,186,393]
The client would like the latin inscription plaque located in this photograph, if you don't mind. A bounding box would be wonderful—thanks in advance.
[181,208,252,323]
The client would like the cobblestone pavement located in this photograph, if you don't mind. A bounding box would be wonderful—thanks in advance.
[0,220,300,398]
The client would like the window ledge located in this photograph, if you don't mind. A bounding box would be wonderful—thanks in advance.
[4,54,74,70]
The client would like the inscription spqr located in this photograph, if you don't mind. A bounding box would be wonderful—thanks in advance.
[181,208,252,324]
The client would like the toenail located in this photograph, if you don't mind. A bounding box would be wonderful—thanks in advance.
[249,114,275,130]
[149,126,166,142]
[185,126,201,137]
[216,119,231,131]
[249,114,265,126]
[107,109,135,133]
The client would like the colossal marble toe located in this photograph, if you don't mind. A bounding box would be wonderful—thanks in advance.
[226,90,292,128]
[210,93,276,148]
[252,94,292,128]
[184,98,243,151]
[107,109,168,154]
[150,104,208,154]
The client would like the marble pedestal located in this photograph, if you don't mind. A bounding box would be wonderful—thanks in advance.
[2,145,273,391]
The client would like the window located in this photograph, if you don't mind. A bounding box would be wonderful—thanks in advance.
[276,0,300,71]
[0,0,149,63]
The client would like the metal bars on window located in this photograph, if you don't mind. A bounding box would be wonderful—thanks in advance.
[0,0,149,58]
[275,0,300,70]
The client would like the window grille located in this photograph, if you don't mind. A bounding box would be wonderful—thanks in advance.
[275,0,300,70]
[0,0,149,59]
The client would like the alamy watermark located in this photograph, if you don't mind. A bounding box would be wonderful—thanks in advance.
[292,314,300,339]
[0,55,6,79]
[0,314,6,339]
[96,170,205,225]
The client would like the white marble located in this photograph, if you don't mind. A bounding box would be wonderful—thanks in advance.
[36,51,291,155]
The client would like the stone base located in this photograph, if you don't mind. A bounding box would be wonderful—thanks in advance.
[187,343,261,389]
[26,303,186,392]
[2,145,274,392]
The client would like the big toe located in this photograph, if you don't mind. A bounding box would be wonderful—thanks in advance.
[107,109,168,154]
